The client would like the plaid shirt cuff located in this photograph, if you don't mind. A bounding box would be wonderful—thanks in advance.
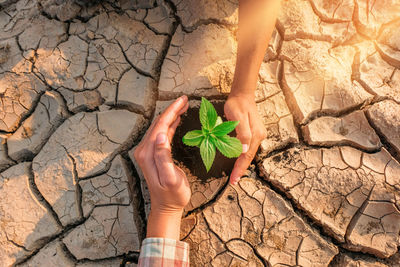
[138,238,190,267]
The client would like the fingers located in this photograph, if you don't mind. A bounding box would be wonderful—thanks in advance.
[230,148,255,185]
[158,95,188,128]
[148,95,188,145]
[165,99,188,141]
[138,95,188,149]
[178,101,189,116]
[230,137,259,185]
[234,115,252,154]
[133,146,159,188]
[230,119,266,185]
[168,116,181,142]
[154,132,177,188]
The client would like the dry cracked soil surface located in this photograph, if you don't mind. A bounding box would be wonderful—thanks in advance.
[0,0,400,266]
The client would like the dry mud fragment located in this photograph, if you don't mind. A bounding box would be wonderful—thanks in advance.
[0,163,61,266]
[32,110,144,226]
[366,100,400,156]
[0,37,32,74]
[61,148,141,262]
[0,72,46,132]
[254,61,299,155]
[263,29,281,62]
[260,146,400,258]
[96,12,168,77]
[34,35,89,91]
[279,0,356,43]
[117,68,156,116]
[257,91,298,155]
[308,0,354,22]
[57,87,103,113]
[37,0,81,22]
[35,10,168,91]
[63,204,140,260]
[303,110,381,151]
[0,0,39,40]
[159,24,236,97]
[19,241,75,267]
[172,0,238,30]
[0,136,13,170]
[18,15,67,51]
[184,175,228,214]
[281,39,373,124]
[76,259,125,267]
[357,42,400,102]
[353,0,400,38]
[181,177,338,266]
[7,92,70,161]
[142,1,174,35]
[255,60,282,102]
[80,155,133,217]
[333,254,391,267]
[377,20,400,68]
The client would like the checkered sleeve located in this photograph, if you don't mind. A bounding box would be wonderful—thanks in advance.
[138,238,190,267]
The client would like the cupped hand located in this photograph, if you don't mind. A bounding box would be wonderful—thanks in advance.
[133,95,190,239]
[224,94,267,185]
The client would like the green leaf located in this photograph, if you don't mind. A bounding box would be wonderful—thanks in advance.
[213,135,242,158]
[211,120,239,136]
[200,137,216,172]
[215,116,223,126]
[200,97,217,130]
[182,130,204,147]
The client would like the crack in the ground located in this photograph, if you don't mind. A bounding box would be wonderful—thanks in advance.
[253,160,348,260]
[13,205,96,266]
[277,59,306,143]
[4,232,29,252]
[120,152,147,242]
[27,162,63,228]
[364,109,400,163]
[254,151,400,261]
[344,185,374,244]
[2,0,400,265]
[307,0,351,23]
[0,90,46,135]
[181,18,237,34]
[184,175,231,218]
[61,145,84,220]
[0,138,17,172]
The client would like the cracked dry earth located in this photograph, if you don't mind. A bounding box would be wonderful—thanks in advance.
[0,0,400,266]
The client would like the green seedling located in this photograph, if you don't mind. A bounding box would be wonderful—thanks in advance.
[182,97,242,172]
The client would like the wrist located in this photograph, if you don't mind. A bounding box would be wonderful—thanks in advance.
[228,88,255,102]
[146,208,183,240]
[229,79,256,100]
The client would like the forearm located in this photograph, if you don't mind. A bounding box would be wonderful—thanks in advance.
[146,209,183,240]
[231,0,281,97]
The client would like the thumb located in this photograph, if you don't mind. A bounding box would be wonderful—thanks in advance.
[154,132,177,188]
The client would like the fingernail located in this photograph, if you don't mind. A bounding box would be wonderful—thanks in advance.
[156,133,167,145]
[231,176,240,185]
[242,144,249,153]
[177,95,186,103]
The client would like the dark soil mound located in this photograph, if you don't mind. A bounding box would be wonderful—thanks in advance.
[172,100,236,182]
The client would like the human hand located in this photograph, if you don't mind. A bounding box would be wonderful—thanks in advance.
[224,93,267,185]
[133,95,190,240]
